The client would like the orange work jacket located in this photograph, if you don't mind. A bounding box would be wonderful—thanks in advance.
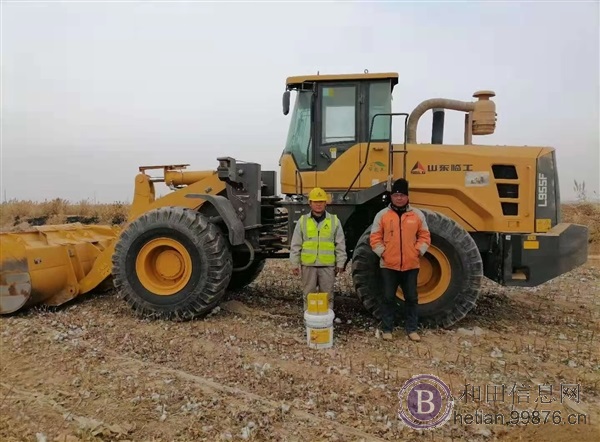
[369,205,431,271]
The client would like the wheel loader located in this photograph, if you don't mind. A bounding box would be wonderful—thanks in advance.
[0,71,589,328]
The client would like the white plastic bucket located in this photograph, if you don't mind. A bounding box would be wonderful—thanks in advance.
[304,309,335,349]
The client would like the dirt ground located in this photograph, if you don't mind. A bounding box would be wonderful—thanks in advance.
[1,256,599,442]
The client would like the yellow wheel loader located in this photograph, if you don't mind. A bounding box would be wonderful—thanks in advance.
[0,71,589,327]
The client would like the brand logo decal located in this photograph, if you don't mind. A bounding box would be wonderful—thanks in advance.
[410,161,426,174]
[368,161,386,172]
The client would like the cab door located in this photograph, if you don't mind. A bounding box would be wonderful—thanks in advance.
[359,80,395,189]
[314,82,362,190]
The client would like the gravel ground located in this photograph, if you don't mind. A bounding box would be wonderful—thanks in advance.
[1,258,599,442]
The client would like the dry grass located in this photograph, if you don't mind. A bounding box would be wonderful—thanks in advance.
[0,198,129,230]
[562,202,600,253]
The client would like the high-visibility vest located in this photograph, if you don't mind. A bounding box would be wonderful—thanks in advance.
[300,213,338,266]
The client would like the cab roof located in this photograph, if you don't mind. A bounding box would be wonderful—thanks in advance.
[286,72,399,89]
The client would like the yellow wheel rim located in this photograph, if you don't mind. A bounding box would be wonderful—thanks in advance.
[396,245,451,304]
[135,237,193,296]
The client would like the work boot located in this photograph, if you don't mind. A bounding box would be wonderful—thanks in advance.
[382,332,393,341]
[408,332,421,342]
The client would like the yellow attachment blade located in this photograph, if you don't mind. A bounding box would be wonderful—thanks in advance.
[0,223,119,314]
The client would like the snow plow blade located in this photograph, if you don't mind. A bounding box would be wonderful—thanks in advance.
[0,223,120,314]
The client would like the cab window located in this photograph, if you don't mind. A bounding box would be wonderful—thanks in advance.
[368,81,392,141]
[321,85,356,144]
[283,90,313,169]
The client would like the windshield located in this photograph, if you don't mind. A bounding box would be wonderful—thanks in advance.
[284,90,312,170]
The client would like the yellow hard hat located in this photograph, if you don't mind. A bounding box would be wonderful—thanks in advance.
[308,187,328,202]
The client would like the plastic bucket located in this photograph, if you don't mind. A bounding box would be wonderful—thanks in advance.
[304,309,335,349]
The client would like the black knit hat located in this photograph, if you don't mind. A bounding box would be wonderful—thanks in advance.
[391,178,409,195]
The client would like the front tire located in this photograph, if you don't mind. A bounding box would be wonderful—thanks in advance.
[227,258,266,291]
[112,207,233,320]
[351,209,483,328]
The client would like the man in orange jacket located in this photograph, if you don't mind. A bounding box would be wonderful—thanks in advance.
[369,178,431,341]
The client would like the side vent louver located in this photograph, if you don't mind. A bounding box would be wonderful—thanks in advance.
[497,183,519,198]
[492,165,518,180]
[501,202,519,216]
[493,165,519,216]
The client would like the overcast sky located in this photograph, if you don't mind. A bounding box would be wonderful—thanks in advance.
[2,1,598,203]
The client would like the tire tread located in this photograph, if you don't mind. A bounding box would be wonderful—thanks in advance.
[112,207,232,321]
[351,209,483,329]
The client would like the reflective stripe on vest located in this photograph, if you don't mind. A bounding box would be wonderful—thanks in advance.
[300,213,338,266]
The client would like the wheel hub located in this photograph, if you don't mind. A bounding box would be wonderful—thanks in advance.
[396,245,451,304]
[155,250,185,280]
[135,238,193,295]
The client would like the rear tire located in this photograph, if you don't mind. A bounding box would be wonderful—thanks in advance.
[112,207,232,320]
[351,209,483,328]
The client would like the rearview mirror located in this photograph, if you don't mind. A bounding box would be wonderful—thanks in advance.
[282,90,290,115]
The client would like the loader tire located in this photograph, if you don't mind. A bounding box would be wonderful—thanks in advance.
[227,258,266,291]
[112,207,232,321]
[352,209,483,329]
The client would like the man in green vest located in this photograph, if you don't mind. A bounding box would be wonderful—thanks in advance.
[290,187,347,311]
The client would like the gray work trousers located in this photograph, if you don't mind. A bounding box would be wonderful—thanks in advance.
[301,265,335,311]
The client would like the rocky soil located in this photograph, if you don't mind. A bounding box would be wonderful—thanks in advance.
[1,258,599,442]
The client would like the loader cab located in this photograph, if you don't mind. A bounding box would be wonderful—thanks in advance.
[281,72,399,174]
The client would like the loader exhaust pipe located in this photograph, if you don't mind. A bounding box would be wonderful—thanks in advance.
[431,108,445,144]
[406,90,497,144]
